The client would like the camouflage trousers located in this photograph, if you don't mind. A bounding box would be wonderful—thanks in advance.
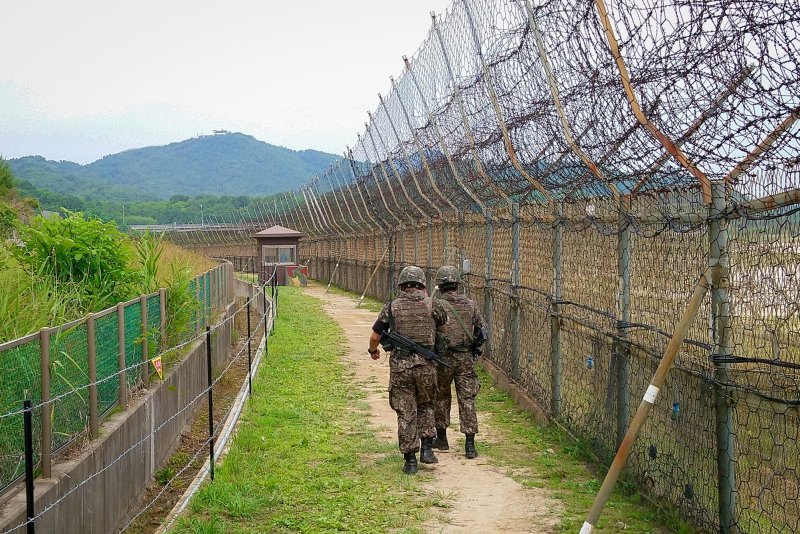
[388,360,438,454]
[435,351,480,435]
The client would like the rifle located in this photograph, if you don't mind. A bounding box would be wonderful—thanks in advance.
[379,330,452,368]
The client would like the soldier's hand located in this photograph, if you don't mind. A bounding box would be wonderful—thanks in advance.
[369,348,381,360]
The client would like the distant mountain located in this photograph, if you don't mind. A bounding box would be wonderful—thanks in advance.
[8,133,339,200]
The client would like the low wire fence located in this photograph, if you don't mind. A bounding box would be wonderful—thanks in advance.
[0,263,232,496]
[157,0,799,531]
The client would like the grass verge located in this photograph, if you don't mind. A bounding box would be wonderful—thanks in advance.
[475,371,696,533]
[170,286,431,534]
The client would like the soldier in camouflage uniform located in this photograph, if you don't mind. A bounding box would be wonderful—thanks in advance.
[431,265,486,459]
[368,266,449,474]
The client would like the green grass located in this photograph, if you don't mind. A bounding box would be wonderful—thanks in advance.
[170,286,432,533]
[475,373,696,533]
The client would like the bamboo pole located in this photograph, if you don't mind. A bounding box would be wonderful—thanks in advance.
[582,267,713,532]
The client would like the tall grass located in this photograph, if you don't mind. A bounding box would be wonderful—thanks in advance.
[1,226,216,344]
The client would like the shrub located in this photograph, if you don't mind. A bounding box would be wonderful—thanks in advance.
[0,203,16,239]
[13,211,137,310]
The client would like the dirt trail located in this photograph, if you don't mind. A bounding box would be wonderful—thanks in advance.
[304,285,561,533]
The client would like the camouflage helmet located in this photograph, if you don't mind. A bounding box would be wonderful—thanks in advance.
[397,266,427,288]
[435,265,462,286]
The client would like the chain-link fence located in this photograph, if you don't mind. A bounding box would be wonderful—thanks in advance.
[0,263,232,495]
[156,0,798,531]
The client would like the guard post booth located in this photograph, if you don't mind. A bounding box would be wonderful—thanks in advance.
[252,225,307,286]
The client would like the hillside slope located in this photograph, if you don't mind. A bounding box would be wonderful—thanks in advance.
[9,133,338,200]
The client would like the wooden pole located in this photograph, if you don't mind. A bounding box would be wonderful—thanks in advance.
[582,268,713,532]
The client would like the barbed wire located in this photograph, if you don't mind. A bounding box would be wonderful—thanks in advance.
[1,306,269,534]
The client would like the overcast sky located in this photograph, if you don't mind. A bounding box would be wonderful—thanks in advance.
[0,0,453,164]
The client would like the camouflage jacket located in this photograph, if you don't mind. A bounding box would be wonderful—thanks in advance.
[376,288,448,371]
[436,291,486,353]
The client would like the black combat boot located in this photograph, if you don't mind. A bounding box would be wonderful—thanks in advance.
[465,434,477,459]
[419,437,439,464]
[432,428,449,450]
[402,452,418,475]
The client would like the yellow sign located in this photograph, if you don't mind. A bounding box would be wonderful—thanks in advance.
[151,356,164,380]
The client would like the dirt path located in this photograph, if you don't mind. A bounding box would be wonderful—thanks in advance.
[304,284,561,533]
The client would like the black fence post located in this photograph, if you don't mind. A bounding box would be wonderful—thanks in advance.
[246,300,253,397]
[23,399,35,534]
[205,326,215,482]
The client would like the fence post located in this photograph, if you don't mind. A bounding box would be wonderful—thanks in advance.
[551,203,563,417]
[205,326,215,482]
[458,210,465,272]
[615,203,631,447]
[23,399,35,534]
[510,203,521,381]
[443,219,450,265]
[484,209,494,360]
[117,302,127,409]
[39,327,52,479]
[246,299,253,397]
[388,234,396,300]
[426,219,434,290]
[159,288,167,351]
[413,224,419,266]
[140,295,149,389]
[400,229,406,269]
[709,181,737,532]
[87,314,99,439]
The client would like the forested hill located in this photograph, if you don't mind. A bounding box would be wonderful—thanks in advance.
[8,132,338,200]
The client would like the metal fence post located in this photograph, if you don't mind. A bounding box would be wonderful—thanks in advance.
[426,219,434,290]
[443,220,450,264]
[39,327,52,479]
[388,233,396,300]
[246,299,253,397]
[484,209,494,359]
[413,224,419,266]
[615,204,631,447]
[710,181,737,532]
[87,314,99,439]
[458,210,465,272]
[205,326,215,482]
[511,203,522,381]
[23,399,35,534]
[400,229,406,269]
[551,203,563,416]
[117,302,127,409]
[140,295,149,389]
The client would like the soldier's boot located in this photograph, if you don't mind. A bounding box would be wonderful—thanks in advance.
[465,434,477,459]
[432,428,449,450]
[419,437,439,464]
[402,452,418,475]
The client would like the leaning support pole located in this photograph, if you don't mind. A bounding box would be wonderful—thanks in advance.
[582,267,713,533]
[358,245,390,307]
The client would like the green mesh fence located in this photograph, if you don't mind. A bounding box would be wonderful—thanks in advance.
[49,324,90,452]
[0,269,215,495]
[95,311,120,416]
[0,337,42,492]
[123,301,143,390]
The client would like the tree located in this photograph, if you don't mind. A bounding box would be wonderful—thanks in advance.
[0,157,18,197]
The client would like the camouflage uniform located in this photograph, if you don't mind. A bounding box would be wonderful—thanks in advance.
[435,291,486,435]
[375,288,448,454]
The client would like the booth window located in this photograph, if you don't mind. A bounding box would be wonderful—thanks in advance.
[262,245,296,264]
